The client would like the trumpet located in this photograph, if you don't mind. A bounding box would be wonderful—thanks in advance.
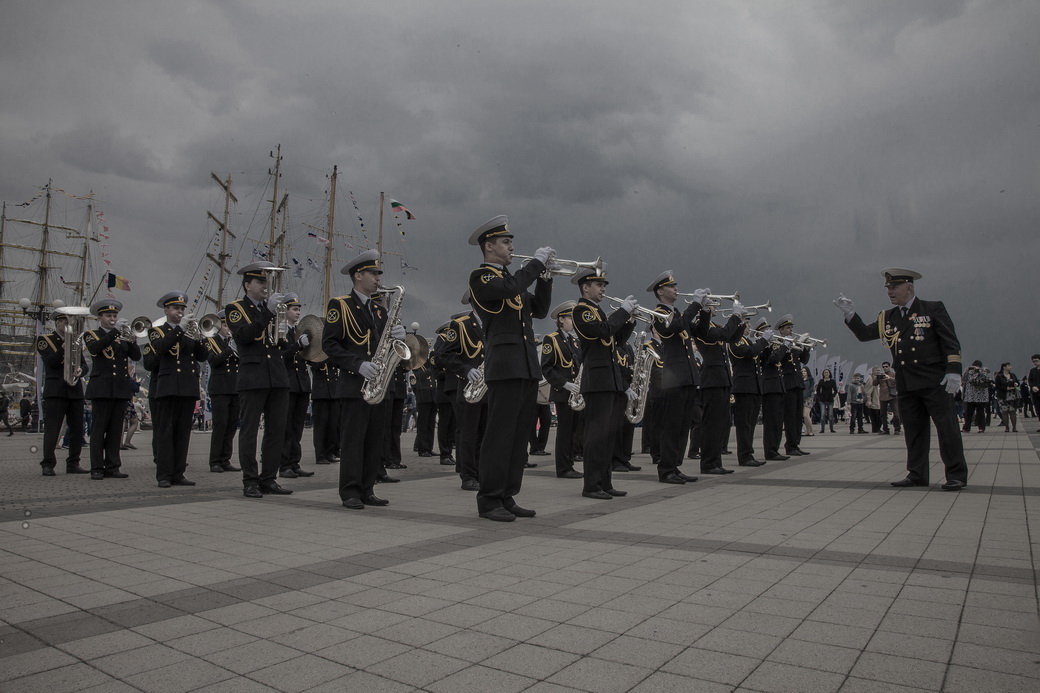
[605,296,673,328]
[720,300,772,317]
[513,254,605,278]
[679,291,739,307]
[184,313,222,341]
[793,332,828,348]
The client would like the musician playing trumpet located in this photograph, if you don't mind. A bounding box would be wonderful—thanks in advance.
[205,310,241,474]
[149,293,208,488]
[278,293,315,480]
[82,300,141,480]
[540,300,584,479]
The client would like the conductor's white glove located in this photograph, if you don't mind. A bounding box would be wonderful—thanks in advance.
[266,292,286,312]
[690,288,711,306]
[359,361,379,380]
[466,368,482,383]
[625,387,638,401]
[833,293,856,319]
[533,246,555,265]
[390,324,406,340]
[940,373,961,395]
[563,382,580,394]
[297,333,310,347]
[620,295,638,314]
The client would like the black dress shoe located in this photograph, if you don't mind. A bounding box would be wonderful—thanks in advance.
[582,490,613,500]
[376,474,400,483]
[558,470,583,479]
[329,455,341,463]
[530,450,551,456]
[119,445,130,450]
[362,495,389,506]
[720,467,735,474]
[890,478,928,487]
[659,473,686,484]
[785,450,804,457]
[605,489,627,497]
[172,478,196,486]
[125,443,137,450]
[479,507,516,522]
[210,465,225,473]
[260,482,293,495]
[279,469,299,478]
[765,453,790,461]
[506,504,536,517]
[738,460,764,467]
[418,451,434,457]
[42,467,56,477]
[104,471,129,478]
[386,463,407,470]
[293,468,315,477]
[342,497,364,510]
[721,449,732,455]
[158,480,172,488]
[461,479,480,491]
[90,471,104,480]
[794,448,809,456]
[222,464,241,472]
[625,464,642,471]
[941,480,966,491]
[243,484,263,498]
[573,454,583,462]
[702,468,727,475]
[612,464,630,472]
[525,462,538,468]
[676,472,699,482]
[439,457,455,466]
[66,466,89,474]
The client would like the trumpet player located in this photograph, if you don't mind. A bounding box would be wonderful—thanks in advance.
[775,315,811,457]
[467,216,553,521]
[278,293,315,480]
[728,317,774,467]
[226,263,293,498]
[322,250,403,510]
[571,267,636,500]
[205,310,241,474]
[694,296,746,475]
[540,300,584,479]
[35,309,89,476]
[149,292,208,488]
[83,300,140,480]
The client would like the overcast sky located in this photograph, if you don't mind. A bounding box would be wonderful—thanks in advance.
[2,0,1038,373]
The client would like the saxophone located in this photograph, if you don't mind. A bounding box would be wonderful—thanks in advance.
[60,307,91,386]
[568,364,586,411]
[462,363,487,403]
[361,286,411,404]
[625,338,661,424]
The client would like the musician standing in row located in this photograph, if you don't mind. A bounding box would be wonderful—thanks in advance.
[149,292,208,488]
[410,361,436,457]
[36,309,89,476]
[226,262,293,498]
[310,360,340,465]
[777,315,811,457]
[695,298,746,474]
[612,332,641,473]
[83,300,139,480]
[279,293,315,479]
[835,268,968,490]
[729,318,773,467]
[206,311,241,474]
[571,268,636,500]
[468,216,552,522]
[323,250,404,509]
[541,301,584,479]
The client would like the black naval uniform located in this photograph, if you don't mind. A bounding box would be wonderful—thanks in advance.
[141,343,160,464]
[761,343,787,459]
[310,362,340,464]
[83,327,141,475]
[281,323,312,475]
[572,298,635,495]
[410,364,436,456]
[206,334,240,472]
[653,301,706,481]
[540,329,583,476]
[322,290,390,503]
[469,260,552,515]
[729,332,769,465]
[780,344,811,455]
[612,339,638,471]
[433,369,457,463]
[695,313,745,472]
[641,335,664,459]
[149,322,207,484]
[226,297,290,492]
[35,330,88,473]
[382,364,408,470]
[846,298,968,485]
[433,313,486,485]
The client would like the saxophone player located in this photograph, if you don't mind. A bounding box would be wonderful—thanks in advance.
[83,300,140,480]
[205,310,241,473]
[149,292,208,488]
[35,309,89,476]
[225,263,293,498]
[322,250,405,510]
[540,301,584,479]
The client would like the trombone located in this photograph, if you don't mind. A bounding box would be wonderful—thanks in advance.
[605,296,673,328]
[512,254,605,278]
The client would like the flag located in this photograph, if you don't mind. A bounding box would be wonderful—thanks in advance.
[307,232,329,245]
[389,199,415,220]
[107,272,132,291]
[306,258,320,271]
[292,258,304,279]
[252,248,268,260]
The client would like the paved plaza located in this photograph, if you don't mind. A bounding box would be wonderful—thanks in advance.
[1,424,1038,692]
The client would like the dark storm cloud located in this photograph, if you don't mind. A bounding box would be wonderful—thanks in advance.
[50,123,166,182]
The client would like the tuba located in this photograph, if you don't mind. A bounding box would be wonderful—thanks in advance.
[568,364,586,411]
[462,363,486,403]
[361,286,411,404]
[625,335,661,424]
[58,307,91,386]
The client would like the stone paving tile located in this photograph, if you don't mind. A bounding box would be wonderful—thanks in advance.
[481,642,583,679]
[421,629,516,663]
[246,653,354,692]
[3,662,116,693]
[123,659,237,693]
[365,647,470,688]
[546,656,654,693]
[201,638,301,675]
[56,629,155,660]
[588,634,685,670]
[425,664,537,693]
[660,646,760,686]
[849,651,947,690]
[741,661,846,693]
[527,623,619,656]
[943,664,1040,692]
[766,637,861,675]
[92,643,192,678]
[311,634,412,670]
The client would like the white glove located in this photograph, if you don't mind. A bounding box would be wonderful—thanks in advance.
[625,387,638,401]
[760,329,775,343]
[690,288,711,306]
[533,246,555,265]
[298,333,310,347]
[266,292,286,312]
[466,368,482,383]
[729,301,747,318]
[115,318,129,331]
[833,293,856,318]
[391,324,406,340]
[359,361,379,380]
[940,373,961,395]
[563,381,580,394]
[620,295,638,314]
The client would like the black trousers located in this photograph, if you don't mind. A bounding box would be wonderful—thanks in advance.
[311,398,338,462]
[700,387,731,471]
[783,389,804,453]
[42,397,84,470]
[733,393,761,463]
[900,386,968,484]
[612,407,634,466]
[962,402,987,431]
[384,397,405,465]
[688,394,704,457]
[530,403,551,452]
[238,387,289,486]
[454,390,487,482]
[339,398,389,501]
[880,398,901,432]
[436,401,456,457]
[209,394,239,466]
[761,392,784,457]
[554,403,580,476]
[281,391,309,471]
[477,378,538,513]
[89,399,128,473]
[414,402,436,453]
[583,391,622,493]
[655,385,696,478]
[154,396,195,483]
